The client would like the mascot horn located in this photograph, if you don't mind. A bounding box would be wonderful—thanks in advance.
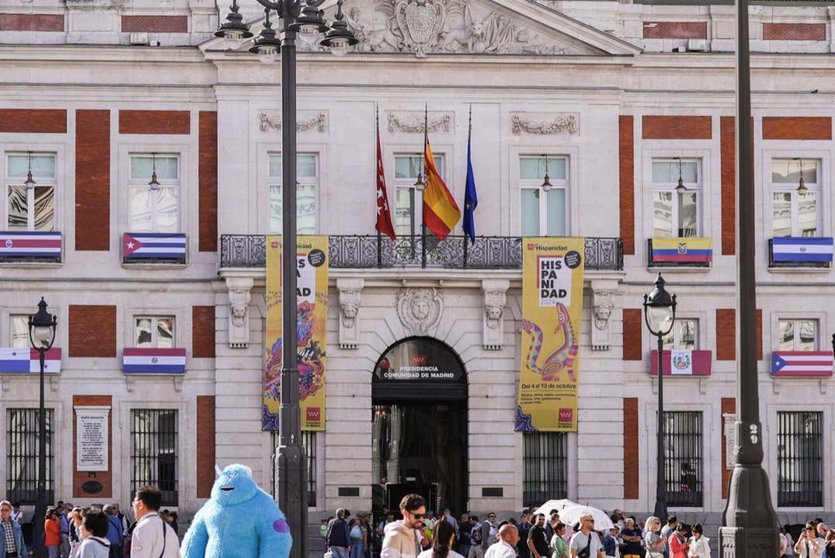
[181,463,292,558]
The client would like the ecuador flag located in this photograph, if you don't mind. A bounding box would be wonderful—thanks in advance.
[423,140,461,240]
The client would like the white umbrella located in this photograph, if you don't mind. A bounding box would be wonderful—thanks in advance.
[556,504,614,531]
[531,499,574,517]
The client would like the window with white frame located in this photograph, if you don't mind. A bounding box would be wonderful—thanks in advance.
[10,315,29,349]
[393,154,444,237]
[661,318,699,351]
[5,153,56,231]
[777,411,822,507]
[129,154,179,233]
[651,158,700,238]
[134,316,175,348]
[522,431,568,507]
[771,158,820,238]
[269,153,318,234]
[663,411,703,507]
[777,319,817,351]
[130,408,178,506]
[520,156,568,237]
[6,408,54,504]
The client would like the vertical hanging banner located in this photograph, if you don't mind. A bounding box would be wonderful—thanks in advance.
[516,238,585,432]
[263,235,329,432]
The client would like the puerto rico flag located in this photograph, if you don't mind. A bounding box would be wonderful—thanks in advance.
[772,237,833,264]
[123,233,186,262]
[123,348,186,374]
[651,237,712,265]
[0,232,62,258]
[0,348,62,374]
[771,351,834,377]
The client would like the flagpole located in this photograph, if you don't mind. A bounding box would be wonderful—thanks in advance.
[376,104,383,268]
[421,103,428,268]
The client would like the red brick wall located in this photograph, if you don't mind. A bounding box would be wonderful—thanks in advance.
[762,117,832,141]
[73,395,113,499]
[119,110,190,135]
[69,305,117,357]
[721,397,736,499]
[643,22,707,39]
[720,117,736,255]
[763,23,826,41]
[0,109,67,134]
[192,306,216,358]
[623,309,643,361]
[623,398,639,499]
[76,110,111,251]
[619,116,635,255]
[0,14,64,32]
[121,16,188,33]
[196,395,216,498]
[716,308,762,361]
[642,116,712,140]
[199,111,218,252]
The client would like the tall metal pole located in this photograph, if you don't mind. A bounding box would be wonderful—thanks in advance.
[33,348,47,558]
[276,7,308,558]
[654,334,667,521]
[720,0,778,552]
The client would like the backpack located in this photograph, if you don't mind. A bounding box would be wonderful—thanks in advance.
[471,524,482,545]
[486,524,498,545]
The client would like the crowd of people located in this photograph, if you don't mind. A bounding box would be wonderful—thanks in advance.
[0,487,179,558]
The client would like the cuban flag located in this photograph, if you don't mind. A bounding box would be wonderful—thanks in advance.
[0,232,62,259]
[123,348,186,374]
[0,348,62,374]
[771,351,834,377]
[772,237,833,264]
[123,233,186,262]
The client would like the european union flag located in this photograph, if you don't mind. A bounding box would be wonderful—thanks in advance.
[463,107,478,243]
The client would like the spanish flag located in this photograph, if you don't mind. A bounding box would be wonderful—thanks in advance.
[423,139,461,240]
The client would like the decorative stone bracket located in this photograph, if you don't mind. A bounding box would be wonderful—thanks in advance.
[225,276,253,348]
[591,280,618,351]
[482,279,509,350]
[337,278,364,350]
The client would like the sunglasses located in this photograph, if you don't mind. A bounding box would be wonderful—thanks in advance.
[584,519,595,523]
[409,512,425,520]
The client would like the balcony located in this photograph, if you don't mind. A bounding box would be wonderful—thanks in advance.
[0,231,62,263]
[220,235,624,271]
[647,237,712,268]
[769,237,833,268]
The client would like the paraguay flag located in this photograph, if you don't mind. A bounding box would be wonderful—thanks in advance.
[123,348,186,374]
[772,351,833,377]
[651,237,712,265]
[0,231,62,259]
[0,348,62,374]
[772,237,833,264]
[123,233,187,262]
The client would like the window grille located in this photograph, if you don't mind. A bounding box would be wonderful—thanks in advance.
[271,431,317,508]
[523,432,568,507]
[6,408,54,504]
[131,409,178,506]
[777,411,822,507]
[663,411,703,507]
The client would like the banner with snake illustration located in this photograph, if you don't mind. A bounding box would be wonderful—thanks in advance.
[516,237,585,432]
[263,235,328,431]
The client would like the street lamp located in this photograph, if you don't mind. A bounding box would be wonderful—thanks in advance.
[28,298,57,558]
[215,3,357,558]
[643,272,676,521]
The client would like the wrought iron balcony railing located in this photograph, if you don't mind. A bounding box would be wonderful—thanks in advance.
[221,235,623,271]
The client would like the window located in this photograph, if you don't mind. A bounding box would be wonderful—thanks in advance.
[662,319,699,351]
[663,411,702,507]
[651,158,700,238]
[269,153,318,234]
[777,411,822,507]
[520,156,567,236]
[131,409,178,506]
[778,319,817,351]
[5,153,56,231]
[10,315,29,349]
[6,408,54,504]
[394,154,444,237]
[134,316,175,348]
[129,154,179,233]
[771,158,820,238]
[522,432,568,506]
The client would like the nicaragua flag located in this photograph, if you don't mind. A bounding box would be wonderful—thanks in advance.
[772,237,833,263]
[123,233,186,261]
[462,107,478,244]
[771,351,833,377]
[123,348,186,374]
[0,232,62,258]
[0,348,62,374]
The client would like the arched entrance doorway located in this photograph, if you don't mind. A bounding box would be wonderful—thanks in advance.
[372,337,468,515]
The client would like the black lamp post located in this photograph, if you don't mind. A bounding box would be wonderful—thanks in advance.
[28,298,57,558]
[215,3,356,558]
[643,272,677,521]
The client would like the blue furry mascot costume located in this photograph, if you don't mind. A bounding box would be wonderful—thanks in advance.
[182,464,293,558]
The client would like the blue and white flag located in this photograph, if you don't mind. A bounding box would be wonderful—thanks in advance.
[123,233,187,262]
[772,236,833,263]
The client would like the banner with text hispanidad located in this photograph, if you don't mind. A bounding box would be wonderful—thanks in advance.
[516,238,585,432]
[263,235,328,432]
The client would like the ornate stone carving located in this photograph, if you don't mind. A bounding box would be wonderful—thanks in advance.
[591,282,617,351]
[337,278,364,350]
[397,287,443,336]
[225,277,253,348]
[395,0,446,58]
[511,112,579,136]
[386,112,452,134]
[482,279,509,350]
[258,111,328,133]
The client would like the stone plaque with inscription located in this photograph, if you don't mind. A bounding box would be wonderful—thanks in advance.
[75,406,110,472]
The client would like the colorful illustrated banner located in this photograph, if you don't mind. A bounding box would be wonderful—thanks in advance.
[263,235,328,432]
[516,238,585,432]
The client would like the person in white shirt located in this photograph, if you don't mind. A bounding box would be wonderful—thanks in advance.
[795,523,824,558]
[484,525,520,558]
[130,486,179,558]
[418,519,465,558]
[685,524,709,558]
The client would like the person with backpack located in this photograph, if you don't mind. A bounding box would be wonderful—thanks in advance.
[77,510,111,558]
[481,514,498,556]
[467,517,482,558]
[130,486,179,558]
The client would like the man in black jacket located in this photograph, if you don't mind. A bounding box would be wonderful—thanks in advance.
[327,509,351,558]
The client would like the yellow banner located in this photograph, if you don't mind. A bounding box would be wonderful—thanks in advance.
[516,238,585,432]
[263,235,328,431]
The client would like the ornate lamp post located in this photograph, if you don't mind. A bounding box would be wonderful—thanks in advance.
[28,298,57,558]
[643,273,676,521]
[215,3,357,558]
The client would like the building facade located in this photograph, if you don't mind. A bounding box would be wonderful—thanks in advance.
[1,0,834,539]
